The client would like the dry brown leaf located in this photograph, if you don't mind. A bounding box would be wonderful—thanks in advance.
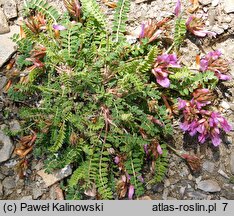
[105,2,117,8]
[187,0,199,13]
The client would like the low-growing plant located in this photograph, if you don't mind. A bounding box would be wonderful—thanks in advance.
[7,0,232,199]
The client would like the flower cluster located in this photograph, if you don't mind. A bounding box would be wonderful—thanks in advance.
[199,50,231,80]
[152,54,180,87]
[186,15,216,37]
[178,89,232,146]
[132,18,171,43]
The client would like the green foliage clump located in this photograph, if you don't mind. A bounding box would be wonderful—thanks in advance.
[8,0,229,200]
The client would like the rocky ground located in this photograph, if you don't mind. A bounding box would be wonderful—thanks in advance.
[0,0,234,200]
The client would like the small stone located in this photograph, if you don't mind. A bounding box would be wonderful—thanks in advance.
[33,186,44,199]
[0,25,19,67]
[152,183,164,193]
[32,160,44,171]
[188,174,193,180]
[197,180,221,192]
[167,197,177,200]
[218,169,229,179]
[0,173,5,180]
[138,196,152,200]
[162,188,169,200]
[49,185,57,200]
[9,120,21,132]
[224,0,234,13]
[202,160,215,173]
[21,196,33,200]
[0,130,14,163]
[199,0,212,6]
[230,152,234,174]
[164,179,170,187]
[195,176,202,184]
[37,165,72,187]
[3,0,17,19]
[212,0,219,7]
[5,159,17,168]
[180,166,189,177]
[0,8,10,34]
[0,181,3,196]
[135,0,147,3]
[17,189,22,194]
[220,101,231,110]
[186,190,208,199]
[180,186,186,196]
[222,16,232,23]
[211,25,224,35]
[208,8,216,26]
[2,176,16,189]
[222,23,229,30]
[0,76,7,90]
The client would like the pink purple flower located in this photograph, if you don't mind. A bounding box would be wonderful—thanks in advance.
[157,144,163,155]
[53,24,66,31]
[132,18,171,43]
[199,50,231,80]
[174,0,181,17]
[114,156,120,164]
[186,15,216,37]
[178,95,232,146]
[143,144,149,155]
[152,54,180,88]
[178,98,187,110]
[128,185,134,200]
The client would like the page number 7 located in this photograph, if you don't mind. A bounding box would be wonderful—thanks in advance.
[222,203,228,211]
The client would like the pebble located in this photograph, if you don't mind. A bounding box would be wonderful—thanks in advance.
[220,101,231,110]
[218,169,229,179]
[188,174,193,181]
[180,167,189,177]
[49,185,57,200]
[0,130,14,163]
[179,186,186,197]
[197,180,221,192]
[186,190,208,199]
[21,196,33,200]
[211,0,219,7]
[195,176,202,184]
[9,120,21,133]
[0,76,7,90]
[2,0,17,19]
[0,8,9,34]
[162,188,169,200]
[230,152,234,174]
[222,23,229,30]
[202,160,215,173]
[135,0,147,3]
[164,179,170,187]
[222,16,232,23]
[152,183,164,193]
[2,176,16,189]
[37,165,72,187]
[0,25,19,67]
[138,196,152,200]
[211,25,224,35]
[17,189,22,194]
[199,0,211,6]
[224,0,234,13]
[0,173,5,180]
[0,181,3,196]
[33,186,44,199]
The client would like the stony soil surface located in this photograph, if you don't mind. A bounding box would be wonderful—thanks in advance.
[0,0,234,200]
